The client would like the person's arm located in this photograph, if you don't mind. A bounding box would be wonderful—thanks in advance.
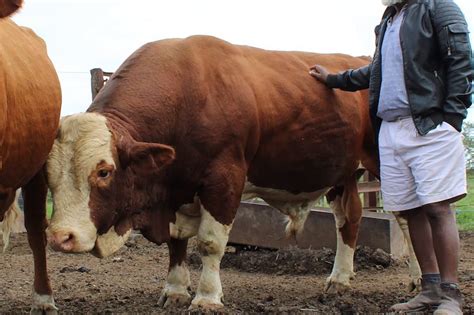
[310,64,371,92]
[432,0,472,130]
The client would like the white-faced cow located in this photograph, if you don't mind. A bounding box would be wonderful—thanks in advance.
[47,35,396,310]
[0,0,61,313]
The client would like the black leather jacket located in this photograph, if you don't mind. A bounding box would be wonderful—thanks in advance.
[326,0,473,136]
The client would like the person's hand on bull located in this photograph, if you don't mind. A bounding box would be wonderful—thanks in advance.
[309,65,330,84]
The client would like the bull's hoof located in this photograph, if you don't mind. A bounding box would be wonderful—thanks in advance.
[408,276,422,293]
[30,308,58,315]
[30,293,58,315]
[189,296,224,312]
[158,290,192,308]
[324,273,353,294]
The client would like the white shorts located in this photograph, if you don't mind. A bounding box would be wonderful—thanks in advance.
[379,117,467,211]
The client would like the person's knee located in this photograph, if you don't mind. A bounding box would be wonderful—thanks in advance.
[397,208,420,220]
[423,201,453,221]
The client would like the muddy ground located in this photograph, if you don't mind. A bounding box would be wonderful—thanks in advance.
[0,232,472,314]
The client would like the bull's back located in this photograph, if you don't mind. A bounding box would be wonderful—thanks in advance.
[0,19,61,191]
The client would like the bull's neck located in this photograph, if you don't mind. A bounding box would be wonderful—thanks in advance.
[87,77,179,144]
[90,106,174,145]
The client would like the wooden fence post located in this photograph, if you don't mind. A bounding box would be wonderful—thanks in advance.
[367,173,378,208]
[90,68,105,100]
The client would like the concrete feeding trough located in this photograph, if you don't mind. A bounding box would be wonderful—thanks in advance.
[229,202,407,258]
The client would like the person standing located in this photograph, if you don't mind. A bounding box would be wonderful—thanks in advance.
[310,0,472,314]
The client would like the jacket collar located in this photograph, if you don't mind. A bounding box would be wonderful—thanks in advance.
[382,0,417,20]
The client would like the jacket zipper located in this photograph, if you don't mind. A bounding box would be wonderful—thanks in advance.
[445,26,452,56]
[434,70,445,90]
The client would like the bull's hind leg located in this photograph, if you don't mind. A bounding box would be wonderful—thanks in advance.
[394,212,422,292]
[158,238,193,308]
[23,170,57,314]
[325,177,362,294]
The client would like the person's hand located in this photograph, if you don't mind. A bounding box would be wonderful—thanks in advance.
[309,65,329,84]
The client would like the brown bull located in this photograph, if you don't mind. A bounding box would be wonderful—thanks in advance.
[47,35,381,310]
[0,0,61,312]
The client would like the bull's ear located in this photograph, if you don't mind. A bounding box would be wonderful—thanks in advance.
[116,137,175,173]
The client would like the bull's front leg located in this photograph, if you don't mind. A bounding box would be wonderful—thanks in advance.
[325,180,361,294]
[190,208,232,310]
[158,238,192,308]
[23,170,57,314]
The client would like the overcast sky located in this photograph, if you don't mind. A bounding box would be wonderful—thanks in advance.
[11,0,474,119]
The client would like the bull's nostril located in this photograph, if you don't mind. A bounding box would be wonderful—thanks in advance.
[49,231,76,252]
[64,233,73,243]
[60,233,75,251]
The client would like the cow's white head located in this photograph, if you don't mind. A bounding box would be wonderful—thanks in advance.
[46,113,175,257]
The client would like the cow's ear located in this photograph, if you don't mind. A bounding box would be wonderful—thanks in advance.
[116,136,175,174]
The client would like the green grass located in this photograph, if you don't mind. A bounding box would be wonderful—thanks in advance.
[46,201,53,219]
[456,210,474,231]
[455,171,474,231]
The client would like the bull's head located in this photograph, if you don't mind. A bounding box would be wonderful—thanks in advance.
[46,113,175,257]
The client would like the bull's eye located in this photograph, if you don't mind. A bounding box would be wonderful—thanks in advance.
[98,170,110,178]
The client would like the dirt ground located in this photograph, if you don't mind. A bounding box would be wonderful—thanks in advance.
[0,232,472,314]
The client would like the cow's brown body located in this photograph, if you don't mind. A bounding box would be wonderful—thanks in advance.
[90,35,377,221]
[0,2,61,312]
[47,36,379,309]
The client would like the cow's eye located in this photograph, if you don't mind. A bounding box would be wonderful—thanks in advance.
[98,170,110,178]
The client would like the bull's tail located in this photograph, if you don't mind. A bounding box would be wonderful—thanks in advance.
[0,190,21,252]
[0,0,23,19]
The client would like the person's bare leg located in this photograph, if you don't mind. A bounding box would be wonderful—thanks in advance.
[422,201,459,283]
[423,201,463,315]
[403,207,439,274]
[390,207,441,312]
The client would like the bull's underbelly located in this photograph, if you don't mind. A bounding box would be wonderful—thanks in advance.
[242,180,328,203]
[246,158,357,194]
[246,118,361,193]
[170,181,329,241]
[169,177,335,244]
